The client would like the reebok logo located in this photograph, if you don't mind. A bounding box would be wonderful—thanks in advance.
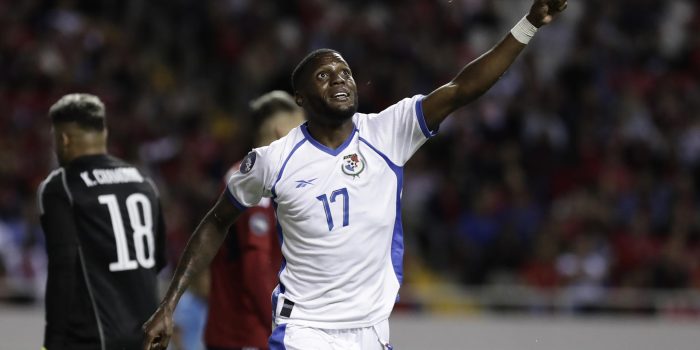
[295,178,317,188]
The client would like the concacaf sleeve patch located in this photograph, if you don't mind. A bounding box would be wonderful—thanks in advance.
[240,152,256,174]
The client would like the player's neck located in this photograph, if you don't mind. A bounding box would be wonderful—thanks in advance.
[306,120,354,149]
[64,143,108,164]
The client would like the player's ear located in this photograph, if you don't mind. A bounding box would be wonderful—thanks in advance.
[294,93,303,107]
[61,131,70,148]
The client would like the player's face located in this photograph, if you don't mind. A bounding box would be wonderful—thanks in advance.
[300,52,358,124]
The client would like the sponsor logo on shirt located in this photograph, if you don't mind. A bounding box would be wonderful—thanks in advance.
[295,178,317,188]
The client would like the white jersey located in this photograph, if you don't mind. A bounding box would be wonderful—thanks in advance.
[226,94,435,329]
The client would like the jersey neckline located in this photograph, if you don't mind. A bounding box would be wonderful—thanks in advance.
[67,153,112,167]
[300,122,358,157]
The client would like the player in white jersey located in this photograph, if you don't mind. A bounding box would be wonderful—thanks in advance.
[143,1,567,349]
[228,93,429,329]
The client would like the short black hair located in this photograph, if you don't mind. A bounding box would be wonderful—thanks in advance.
[290,48,341,92]
[49,93,106,131]
[249,90,301,129]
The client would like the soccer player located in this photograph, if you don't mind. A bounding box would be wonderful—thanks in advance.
[204,91,305,350]
[144,1,567,349]
[38,93,166,350]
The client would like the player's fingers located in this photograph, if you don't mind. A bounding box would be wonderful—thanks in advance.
[142,331,157,350]
[156,318,173,349]
[142,324,164,350]
[551,0,567,12]
[142,337,152,350]
[144,335,163,350]
[157,334,171,350]
[536,3,549,18]
[532,0,546,12]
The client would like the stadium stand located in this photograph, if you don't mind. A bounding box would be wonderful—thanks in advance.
[1,0,700,316]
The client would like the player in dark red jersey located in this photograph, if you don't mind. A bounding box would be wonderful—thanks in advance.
[205,91,305,350]
[38,93,166,350]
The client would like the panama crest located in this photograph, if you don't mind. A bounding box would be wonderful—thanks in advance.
[342,153,365,178]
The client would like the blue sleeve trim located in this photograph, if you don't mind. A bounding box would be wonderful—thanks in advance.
[415,97,438,139]
[225,189,249,211]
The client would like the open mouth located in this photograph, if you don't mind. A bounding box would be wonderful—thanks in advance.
[331,92,350,101]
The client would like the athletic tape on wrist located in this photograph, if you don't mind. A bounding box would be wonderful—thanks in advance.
[510,16,538,44]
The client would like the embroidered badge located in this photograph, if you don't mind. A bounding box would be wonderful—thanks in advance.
[240,152,256,174]
[342,153,365,178]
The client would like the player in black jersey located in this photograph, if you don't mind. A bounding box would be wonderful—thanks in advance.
[38,93,167,350]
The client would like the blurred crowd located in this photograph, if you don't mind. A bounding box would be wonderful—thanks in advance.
[1,0,700,312]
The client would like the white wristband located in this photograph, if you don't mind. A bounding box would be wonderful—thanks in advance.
[510,16,538,44]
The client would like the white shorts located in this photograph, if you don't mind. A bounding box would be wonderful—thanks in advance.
[269,319,392,350]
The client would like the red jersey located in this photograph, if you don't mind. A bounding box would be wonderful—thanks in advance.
[204,194,281,349]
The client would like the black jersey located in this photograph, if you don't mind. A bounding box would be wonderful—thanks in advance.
[38,154,166,350]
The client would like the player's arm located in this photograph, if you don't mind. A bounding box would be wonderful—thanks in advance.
[39,180,79,350]
[143,190,242,350]
[422,0,567,130]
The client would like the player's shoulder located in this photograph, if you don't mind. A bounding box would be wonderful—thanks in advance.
[256,125,306,165]
[102,155,153,181]
[40,167,65,184]
[37,168,72,214]
[268,124,305,151]
[103,155,161,196]
[377,94,424,117]
[227,125,305,198]
[354,94,425,126]
[103,154,134,168]
[38,168,68,195]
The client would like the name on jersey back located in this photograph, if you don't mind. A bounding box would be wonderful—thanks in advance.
[80,168,144,187]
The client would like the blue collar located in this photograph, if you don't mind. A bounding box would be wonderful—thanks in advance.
[300,122,357,156]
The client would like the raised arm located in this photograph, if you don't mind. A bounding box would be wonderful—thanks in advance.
[143,190,242,350]
[422,0,567,130]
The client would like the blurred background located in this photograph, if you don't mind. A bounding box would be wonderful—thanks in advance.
[2,0,700,348]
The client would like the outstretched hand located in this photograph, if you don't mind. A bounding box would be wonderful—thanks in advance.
[527,0,568,27]
[142,304,175,350]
